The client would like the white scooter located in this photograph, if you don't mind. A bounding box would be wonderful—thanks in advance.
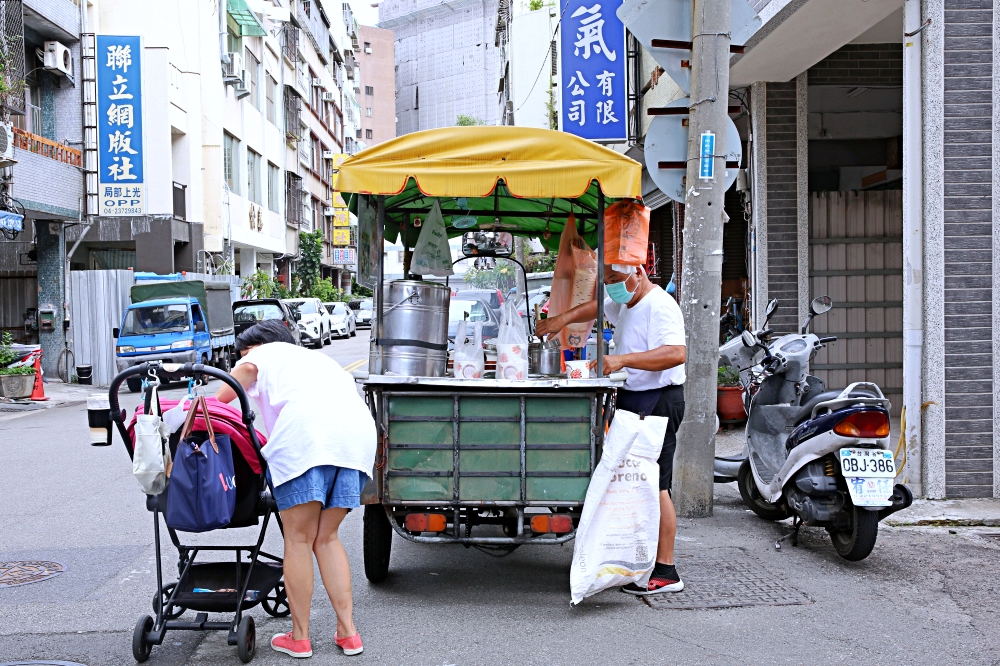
[720,297,912,561]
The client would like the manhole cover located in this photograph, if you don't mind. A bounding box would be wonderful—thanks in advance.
[0,561,65,588]
[643,548,811,610]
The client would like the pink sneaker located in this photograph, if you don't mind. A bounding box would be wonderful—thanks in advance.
[271,632,313,658]
[335,632,363,656]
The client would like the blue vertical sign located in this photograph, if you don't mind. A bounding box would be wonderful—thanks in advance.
[97,35,145,216]
[699,132,715,180]
[560,0,627,142]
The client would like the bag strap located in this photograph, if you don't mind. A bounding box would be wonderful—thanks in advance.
[197,396,219,455]
[178,395,200,441]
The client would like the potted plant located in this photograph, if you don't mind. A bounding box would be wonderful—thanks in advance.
[717,366,746,424]
[0,333,35,399]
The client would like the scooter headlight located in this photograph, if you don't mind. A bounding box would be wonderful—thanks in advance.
[834,411,889,438]
[780,338,808,353]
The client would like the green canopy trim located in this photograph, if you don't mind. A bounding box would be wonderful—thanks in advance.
[228,0,268,37]
[347,178,623,253]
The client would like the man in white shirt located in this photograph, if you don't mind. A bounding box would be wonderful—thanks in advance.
[536,264,687,595]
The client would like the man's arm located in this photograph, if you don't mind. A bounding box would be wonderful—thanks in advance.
[534,300,599,338]
[598,345,686,375]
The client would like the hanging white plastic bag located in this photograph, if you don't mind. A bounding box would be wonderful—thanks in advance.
[496,301,529,380]
[570,409,668,605]
[133,386,173,495]
[453,320,485,379]
[410,200,454,277]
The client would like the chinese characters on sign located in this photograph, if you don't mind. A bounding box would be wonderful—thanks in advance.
[97,36,144,216]
[332,248,356,265]
[560,1,627,142]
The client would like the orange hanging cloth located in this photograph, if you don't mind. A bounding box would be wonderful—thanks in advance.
[604,200,650,267]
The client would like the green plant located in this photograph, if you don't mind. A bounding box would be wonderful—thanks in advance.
[0,365,35,376]
[546,83,558,130]
[718,366,741,387]
[295,231,324,295]
[240,270,276,299]
[0,38,26,113]
[525,252,556,273]
[456,114,486,126]
[464,259,518,292]
[351,279,373,297]
[0,332,17,367]
[310,277,339,302]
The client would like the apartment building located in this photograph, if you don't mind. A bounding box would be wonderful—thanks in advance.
[358,25,394,146]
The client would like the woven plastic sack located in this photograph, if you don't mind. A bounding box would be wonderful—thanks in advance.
[604,200,650,267]
[547,214,598,349]
[569,409,668,605]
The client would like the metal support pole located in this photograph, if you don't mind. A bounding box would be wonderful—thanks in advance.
[596,190,605,378]
[375,196,386,374]
[672,0,732,518]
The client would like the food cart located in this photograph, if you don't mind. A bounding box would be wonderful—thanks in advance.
[337,127,642,581]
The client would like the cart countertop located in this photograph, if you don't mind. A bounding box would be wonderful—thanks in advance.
[353,370,626,390]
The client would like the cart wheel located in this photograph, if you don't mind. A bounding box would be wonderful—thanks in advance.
[126,377,143,393]
[363,505,393,583]
[132,614,154,663]
[152,582,185,620]
[237,614,256,663]
[262,583,290,617]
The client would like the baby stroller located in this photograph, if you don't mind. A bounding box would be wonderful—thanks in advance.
[109,361,286,663]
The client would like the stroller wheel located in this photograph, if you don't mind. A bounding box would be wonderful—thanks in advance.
[262,583,290,617]
[152,582,185,620]
[132,614,154,662]
[237,615,256,663]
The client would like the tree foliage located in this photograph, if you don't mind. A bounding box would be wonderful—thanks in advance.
[240,270,276,299]
[456,114,486,126]
[295,231,324,295]
[464,259,518,293]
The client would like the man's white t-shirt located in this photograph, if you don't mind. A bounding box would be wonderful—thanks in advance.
[235,342,376,486]
[604,285,686,391]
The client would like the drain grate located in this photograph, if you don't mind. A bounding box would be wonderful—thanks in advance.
[0,561,65,588]
[643,548,812,610]
[981,533,1000,542]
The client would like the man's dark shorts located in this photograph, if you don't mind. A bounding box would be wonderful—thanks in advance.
[615,384,685,491]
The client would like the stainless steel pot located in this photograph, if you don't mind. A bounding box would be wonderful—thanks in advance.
[369,280,450,377]
[530,338,563,376]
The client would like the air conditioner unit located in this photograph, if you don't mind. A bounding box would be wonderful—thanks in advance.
[233,71,251,100]
[223,52,244,80]
[321,91,335,102]
[364,46,372,54]
[323,207,335,216]
[0,123,14,162]
[44,41,72,77]
[312,78,325,88]
[322,150,336,160]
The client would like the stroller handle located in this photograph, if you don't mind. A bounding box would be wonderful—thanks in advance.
[108,362,265,469]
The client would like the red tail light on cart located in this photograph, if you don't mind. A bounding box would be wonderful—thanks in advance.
[530,514,573,534]
[834,411,890,438]
[404,513,447,533]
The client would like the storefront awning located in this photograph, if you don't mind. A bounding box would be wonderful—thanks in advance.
[228,0,268,37]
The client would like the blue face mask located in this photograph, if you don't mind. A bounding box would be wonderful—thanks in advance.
[606,274,636,304]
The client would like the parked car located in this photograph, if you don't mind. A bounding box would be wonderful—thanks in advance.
[283,298,331,348]
[324,302,357,338]
[232,299,302,348]
[511,287,551,323]
[455,288,505,320]
[448,299,500,349]
[350,298,374,328]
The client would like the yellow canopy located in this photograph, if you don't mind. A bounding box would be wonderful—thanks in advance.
[336,126,642,200]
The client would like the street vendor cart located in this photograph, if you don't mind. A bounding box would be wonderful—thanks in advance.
[337,127,643,581]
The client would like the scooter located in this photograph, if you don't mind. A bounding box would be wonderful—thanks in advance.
[720,297,912,561]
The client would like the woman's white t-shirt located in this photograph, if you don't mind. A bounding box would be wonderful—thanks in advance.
[235,342,376,486]
[604,285,686,391]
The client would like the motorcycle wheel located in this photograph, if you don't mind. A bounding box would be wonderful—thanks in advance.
[830,505,879,561]
[737,460,789,521]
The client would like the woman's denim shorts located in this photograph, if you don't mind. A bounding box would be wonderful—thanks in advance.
[268,465,368,512]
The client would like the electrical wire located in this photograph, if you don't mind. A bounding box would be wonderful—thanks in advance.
[514,0,571,114]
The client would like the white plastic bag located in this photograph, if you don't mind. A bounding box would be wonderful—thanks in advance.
[410,200,454,276]
[133,387,173,495]
[569,409,668,605]
[162,395,192,433]
[496,301,529,380]
[453,320,485,379]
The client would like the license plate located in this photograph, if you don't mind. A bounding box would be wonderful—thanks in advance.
[839,448,895,478]
[840,448,895,507]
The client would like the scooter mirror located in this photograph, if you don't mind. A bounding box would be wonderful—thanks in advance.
[741,330,756,348]
[764,299,778,320]
[810,295,833,315]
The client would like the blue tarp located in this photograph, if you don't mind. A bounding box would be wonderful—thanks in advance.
[0,210,23,232]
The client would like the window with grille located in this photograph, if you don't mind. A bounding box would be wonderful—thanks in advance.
[223,132,239,194]
[281,24,299,63]
[283,86,301,137]
[365,129,372,140]
[268,163,280,212]
[247,149,261,204]
[266,75,277,124]
[286,172,303,227]
[245,49,260,109]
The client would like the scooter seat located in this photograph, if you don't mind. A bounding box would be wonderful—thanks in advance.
[793,388,881,425]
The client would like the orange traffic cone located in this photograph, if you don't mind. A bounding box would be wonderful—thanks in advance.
[29,353,49,401]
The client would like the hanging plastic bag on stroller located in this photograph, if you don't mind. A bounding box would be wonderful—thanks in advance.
[570,409,668,605]
[133,385,172,495]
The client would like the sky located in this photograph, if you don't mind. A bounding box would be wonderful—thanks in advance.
[352,0,380,26]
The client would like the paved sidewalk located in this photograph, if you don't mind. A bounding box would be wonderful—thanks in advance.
[886,498,1000,527]
[0,380,98,422]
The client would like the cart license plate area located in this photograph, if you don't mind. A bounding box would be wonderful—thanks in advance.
[840,448,894,507]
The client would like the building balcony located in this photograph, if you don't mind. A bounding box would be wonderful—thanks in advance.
[12,129,82,220]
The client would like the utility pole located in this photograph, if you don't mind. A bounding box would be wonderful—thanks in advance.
[672,0,732,518]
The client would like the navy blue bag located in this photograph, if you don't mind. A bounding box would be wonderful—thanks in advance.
[165,397,237,532]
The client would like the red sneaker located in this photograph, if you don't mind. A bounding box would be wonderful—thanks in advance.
[335,632,364,656]
[271,632,313,658]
